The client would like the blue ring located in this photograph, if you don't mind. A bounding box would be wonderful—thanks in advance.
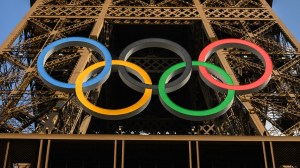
[37,37,112,92]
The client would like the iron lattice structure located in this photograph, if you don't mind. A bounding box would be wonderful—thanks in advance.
[0,0,299,136]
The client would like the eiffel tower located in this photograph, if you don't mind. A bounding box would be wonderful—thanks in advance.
[0,0,299,167]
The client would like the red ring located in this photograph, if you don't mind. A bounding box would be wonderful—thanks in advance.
[198,39,273,95]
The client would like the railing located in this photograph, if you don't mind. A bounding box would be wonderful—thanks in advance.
[1,134,300,168]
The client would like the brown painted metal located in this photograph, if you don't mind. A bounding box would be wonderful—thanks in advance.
[44,140,51,168]
[0,134,300,141]
[189,141,193,168]
[0,0,299,137]
[37,140,43,168]
[3,141,10,168]
[114,140,117,168]
[0,134,298,167]
[196,141,200,168]
[269,141,276,168]
[262,142,268,168]
[121,140,125,168]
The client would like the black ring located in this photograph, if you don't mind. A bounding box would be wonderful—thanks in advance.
[118,38,192,94]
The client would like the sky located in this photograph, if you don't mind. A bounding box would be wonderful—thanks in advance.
[0,0,299,45]
[0,1,30,45]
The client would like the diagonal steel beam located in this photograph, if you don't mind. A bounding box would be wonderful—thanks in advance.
[193,0,267,135]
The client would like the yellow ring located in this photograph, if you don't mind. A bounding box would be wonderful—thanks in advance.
[75,60,152,120]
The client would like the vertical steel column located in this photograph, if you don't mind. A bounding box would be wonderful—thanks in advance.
[114,140,117,168]
[189,141,193,168]
[121,140,125,168]
[269,141,276,168]
[262,142,268,168]
[44,140,51,168]
[37,140,44,168]
[3,141,10,168]
[196,141,200,168]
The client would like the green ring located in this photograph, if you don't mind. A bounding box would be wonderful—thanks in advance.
[158,61,235,121]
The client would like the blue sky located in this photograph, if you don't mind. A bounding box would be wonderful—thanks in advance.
[0,1,30,45]
[0,0,299,45]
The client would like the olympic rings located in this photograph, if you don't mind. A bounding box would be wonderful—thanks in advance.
[75,60,152,120]
[37,37,112,92]
[158,61,235,121]
[37,37,273,121]
[198,39,273,95]
[119,38,192,94]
